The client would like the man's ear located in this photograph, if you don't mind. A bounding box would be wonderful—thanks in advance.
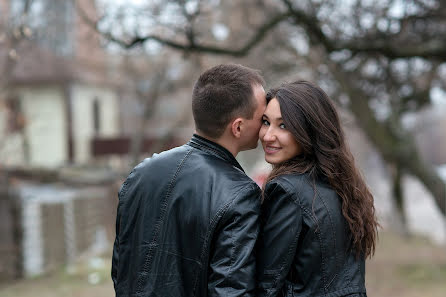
[230,118,243,138]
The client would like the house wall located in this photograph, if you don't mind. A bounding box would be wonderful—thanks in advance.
[19,87,68,167]
[0,83,121,168]
[70,84,119,163]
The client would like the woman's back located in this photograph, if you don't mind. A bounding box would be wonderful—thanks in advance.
[257,173,367,297]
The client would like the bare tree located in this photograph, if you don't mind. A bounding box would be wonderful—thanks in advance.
[119,51,197,167]
[80,0,446,217]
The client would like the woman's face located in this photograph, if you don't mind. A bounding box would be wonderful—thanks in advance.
[259,98,302,164]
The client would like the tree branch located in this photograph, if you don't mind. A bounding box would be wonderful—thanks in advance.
[128,11,293,56]
[75,0,293,56]
[281,0,446,60]
[78,0,446,60]
[338,41,446,60]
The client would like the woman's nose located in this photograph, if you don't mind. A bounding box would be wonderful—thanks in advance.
[263,127,276,142]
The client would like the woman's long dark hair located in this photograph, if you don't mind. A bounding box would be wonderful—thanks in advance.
[265,81,378,258]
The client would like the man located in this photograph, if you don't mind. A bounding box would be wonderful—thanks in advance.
[112,64,266,297]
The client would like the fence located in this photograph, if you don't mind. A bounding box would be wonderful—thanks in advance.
[0,181,118,281]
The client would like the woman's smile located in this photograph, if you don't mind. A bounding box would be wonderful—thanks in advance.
[264,145,281,154]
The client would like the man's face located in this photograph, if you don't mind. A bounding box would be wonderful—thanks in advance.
[240,84,266,151]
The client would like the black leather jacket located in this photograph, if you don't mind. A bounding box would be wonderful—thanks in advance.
[112,134,261,297]
[256,173,367,297]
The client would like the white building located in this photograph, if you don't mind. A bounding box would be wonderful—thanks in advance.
[0,42,120,168]
[0,0,121,168]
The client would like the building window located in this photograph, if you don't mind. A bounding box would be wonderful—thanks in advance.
[93,98,100,134]
[6,95,25,133]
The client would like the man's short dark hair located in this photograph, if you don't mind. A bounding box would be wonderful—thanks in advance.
[192,64,265,139]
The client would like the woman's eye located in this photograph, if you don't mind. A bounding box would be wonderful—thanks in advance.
[262,119,270,126]
[279,123,286,129]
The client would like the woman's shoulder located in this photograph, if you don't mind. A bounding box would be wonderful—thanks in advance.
[265,173,327,203]
[264,173,310,203]
[265,173,309,191]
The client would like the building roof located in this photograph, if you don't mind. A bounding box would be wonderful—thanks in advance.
[1,39,116,87]
[1,40,76,85]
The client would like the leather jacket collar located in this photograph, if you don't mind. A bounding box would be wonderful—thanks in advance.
[188,134,245,173]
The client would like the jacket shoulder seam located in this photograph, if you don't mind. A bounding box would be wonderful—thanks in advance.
[268,176,303,206]
[135,147,194,293]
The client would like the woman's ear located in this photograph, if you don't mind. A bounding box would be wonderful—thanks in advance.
[230,118,243,139]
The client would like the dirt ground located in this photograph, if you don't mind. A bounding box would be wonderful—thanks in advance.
[0,231,445,297]
[366,231,446,297]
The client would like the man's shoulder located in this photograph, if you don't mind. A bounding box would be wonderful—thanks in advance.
[134,144,191,170]
[119,145,190,191]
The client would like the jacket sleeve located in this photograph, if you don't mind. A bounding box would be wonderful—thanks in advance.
[256,180,302,297]
[111,201,120,291]
[208,184,261,297]
[112,178,128,291]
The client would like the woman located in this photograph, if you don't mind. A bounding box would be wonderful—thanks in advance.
[256,81,379,297]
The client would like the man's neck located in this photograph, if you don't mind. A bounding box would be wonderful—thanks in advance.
[195,131,239,157]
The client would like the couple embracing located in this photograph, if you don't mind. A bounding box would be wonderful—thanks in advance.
[111,64,379,297]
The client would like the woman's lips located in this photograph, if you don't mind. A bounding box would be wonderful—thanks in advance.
[264,145,281,154]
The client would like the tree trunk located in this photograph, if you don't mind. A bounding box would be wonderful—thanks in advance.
[129,113,147,168]
[391,163,409,235]
[331,62,446,216]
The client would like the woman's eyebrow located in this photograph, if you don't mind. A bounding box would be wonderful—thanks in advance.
[262,114,283,121]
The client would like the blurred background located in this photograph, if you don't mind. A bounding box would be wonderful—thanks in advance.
[0,0,445,296]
